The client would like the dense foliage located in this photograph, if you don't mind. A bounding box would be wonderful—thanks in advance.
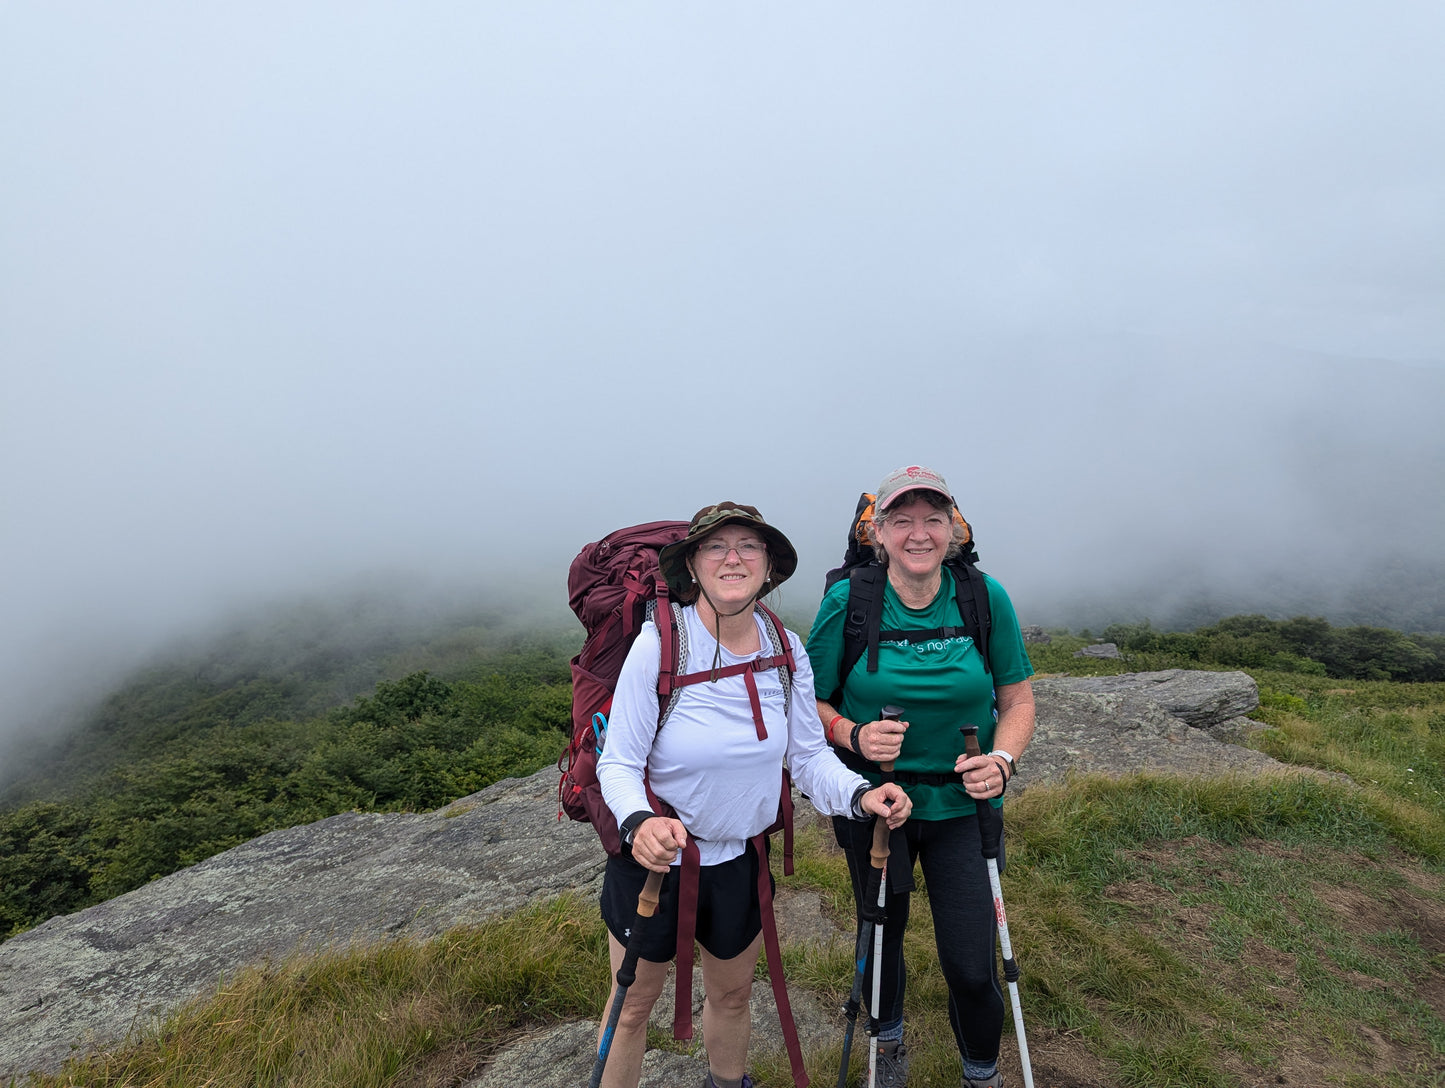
[1,622,578,939]
[1098,614,1445,682]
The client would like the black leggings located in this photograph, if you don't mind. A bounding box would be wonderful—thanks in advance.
[833,811,1005,1065]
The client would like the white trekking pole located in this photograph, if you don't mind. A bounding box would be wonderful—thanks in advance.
[963,725,1034,1088]
[866,705,904,1088]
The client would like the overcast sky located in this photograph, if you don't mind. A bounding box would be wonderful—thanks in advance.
[2,3,1443,746]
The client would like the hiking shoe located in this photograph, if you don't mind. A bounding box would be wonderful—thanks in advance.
[963,1072,1003,1088]
[873,1041,909,1087]
[701,1075,753,1088]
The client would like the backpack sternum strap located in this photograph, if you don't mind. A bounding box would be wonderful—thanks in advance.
[667,602,795,741]
[876,624,970,645]
[835,558,994,695]
[672,652,792,741]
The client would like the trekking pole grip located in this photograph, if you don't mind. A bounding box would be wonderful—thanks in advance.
[961,725,1003,860]
[616,870,665,989]
[870,705,904,867]
[637,868,664,918]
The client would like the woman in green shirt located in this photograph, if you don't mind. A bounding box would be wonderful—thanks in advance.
[807,465,1036,1088]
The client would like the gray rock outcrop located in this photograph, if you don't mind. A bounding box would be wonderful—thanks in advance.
[1036,668,1261,735]
[1018,671,1275,794]
[1,668,1300,1081]
[0,775,606,1078]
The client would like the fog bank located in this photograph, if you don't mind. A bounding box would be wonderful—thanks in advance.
[2,3,1442,760]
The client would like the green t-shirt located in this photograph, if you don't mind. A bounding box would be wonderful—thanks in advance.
[806,567,1034,819]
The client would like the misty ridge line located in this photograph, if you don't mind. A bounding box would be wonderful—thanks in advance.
[4,563,1442,808]
[4,533,1445,773]
[5,346,1443,773]
[1,592,1441,947]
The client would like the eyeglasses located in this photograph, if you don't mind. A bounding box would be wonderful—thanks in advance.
[696,539,766,561]
[882,514,951,534]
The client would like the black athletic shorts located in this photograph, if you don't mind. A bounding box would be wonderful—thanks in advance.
[599,839,773,963]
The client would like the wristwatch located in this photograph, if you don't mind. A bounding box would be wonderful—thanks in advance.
[849,783,870,820]
[992,749,1016,778]
[620,810,654,845]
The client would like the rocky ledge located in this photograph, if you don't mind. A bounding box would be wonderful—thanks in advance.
[1,669,1308,1080]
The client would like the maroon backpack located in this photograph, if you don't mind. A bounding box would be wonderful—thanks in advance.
[559,520,688,855]
[558,521,810,1086]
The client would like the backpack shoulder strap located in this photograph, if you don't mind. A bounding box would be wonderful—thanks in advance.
[948,559,993,675]
[656,599,688,727]
[754,601,794,717]
[837,564,887,695]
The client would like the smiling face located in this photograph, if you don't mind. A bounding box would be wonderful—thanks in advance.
[686,525,770,612]
[874,493,953,581]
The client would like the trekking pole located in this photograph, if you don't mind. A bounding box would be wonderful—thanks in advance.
[835,899,875,1088]
[838,707,905,1088]
[961,725,1035,1088]
[863,704,903,1088]
[589,867,665,1088]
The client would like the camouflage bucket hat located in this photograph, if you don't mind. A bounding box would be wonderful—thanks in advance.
[657,501,799,600]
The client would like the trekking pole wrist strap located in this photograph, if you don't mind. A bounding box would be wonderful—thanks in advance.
[850,720,866,755]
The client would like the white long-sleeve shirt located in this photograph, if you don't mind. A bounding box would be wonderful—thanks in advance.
[597,604,870,867]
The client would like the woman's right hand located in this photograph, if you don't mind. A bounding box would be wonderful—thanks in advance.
[857,716,908,764]
[861,782,912,828]
[629,816,689,872]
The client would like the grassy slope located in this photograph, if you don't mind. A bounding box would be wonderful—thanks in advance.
[8,638,1445,1087]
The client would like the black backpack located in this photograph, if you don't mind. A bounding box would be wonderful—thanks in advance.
[822,491,992,704]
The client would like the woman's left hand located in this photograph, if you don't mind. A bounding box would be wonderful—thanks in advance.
[956,753,1008,800]
[860,782,912,827]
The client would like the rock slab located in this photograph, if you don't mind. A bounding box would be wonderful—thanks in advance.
[1,668,1295,1079]
[0,774,605,1078]
[1019,670,1270,793]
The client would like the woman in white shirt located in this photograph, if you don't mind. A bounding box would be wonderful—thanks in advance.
[596,501,912,1088]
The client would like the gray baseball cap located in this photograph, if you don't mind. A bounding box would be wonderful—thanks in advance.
[875,465,955,512]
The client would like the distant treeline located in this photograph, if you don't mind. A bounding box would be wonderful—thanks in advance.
[1098,614,1445,682]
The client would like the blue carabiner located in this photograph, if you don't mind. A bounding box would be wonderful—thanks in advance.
[592,711,608,753]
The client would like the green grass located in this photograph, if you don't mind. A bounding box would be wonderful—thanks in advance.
[12,672,1445,1087]
[761,771,1445,1088]
[9,894,613,1088]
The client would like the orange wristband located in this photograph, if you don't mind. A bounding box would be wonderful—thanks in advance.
[827,714,846,745]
